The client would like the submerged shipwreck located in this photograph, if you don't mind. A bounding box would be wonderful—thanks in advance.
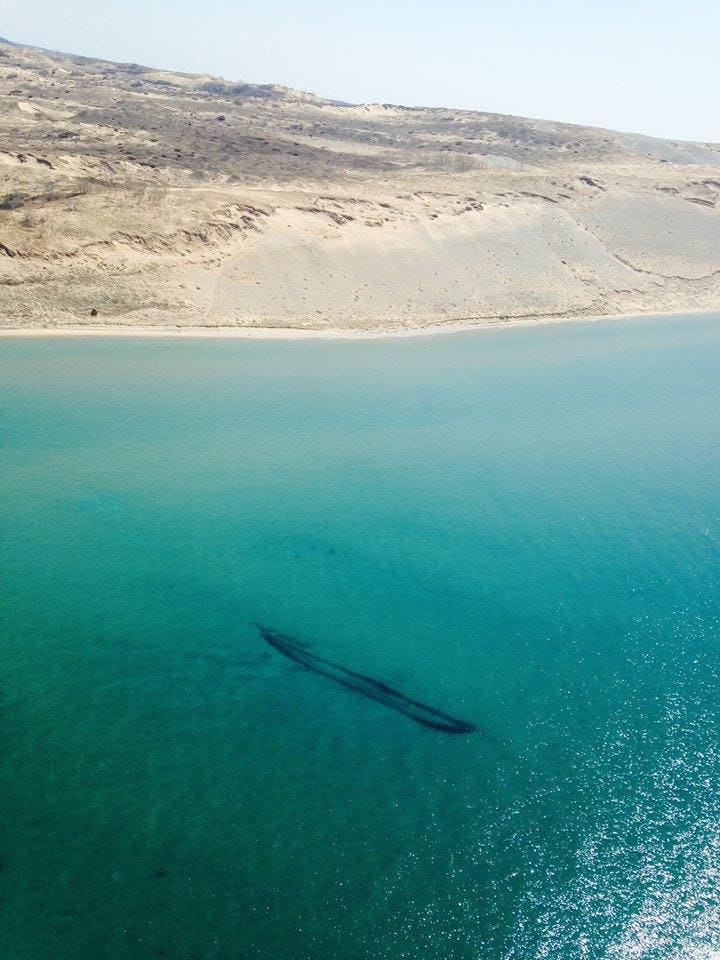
[257,624,478,734]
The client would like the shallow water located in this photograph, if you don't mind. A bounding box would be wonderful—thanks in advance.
[1,315,719,960]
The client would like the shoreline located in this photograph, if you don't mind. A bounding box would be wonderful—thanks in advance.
[0,308,717,341]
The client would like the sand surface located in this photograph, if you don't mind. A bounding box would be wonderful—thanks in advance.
[1,309,716,341]
[1,38,719,332]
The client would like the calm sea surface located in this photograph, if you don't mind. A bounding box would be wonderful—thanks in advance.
[1,315,719,960]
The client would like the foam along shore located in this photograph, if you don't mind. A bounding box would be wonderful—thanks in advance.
[0,309,717,341]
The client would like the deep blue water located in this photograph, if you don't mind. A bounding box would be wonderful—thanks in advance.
[1,315,719,959]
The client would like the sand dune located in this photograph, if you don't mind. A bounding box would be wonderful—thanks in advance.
[1,37,719,332]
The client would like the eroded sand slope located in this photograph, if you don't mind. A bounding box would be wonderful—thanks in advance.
[1,38,719,331]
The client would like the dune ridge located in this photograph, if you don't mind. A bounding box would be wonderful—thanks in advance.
[1,37,719,332]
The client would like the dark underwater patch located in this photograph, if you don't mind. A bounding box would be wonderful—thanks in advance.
[257,624,478,734]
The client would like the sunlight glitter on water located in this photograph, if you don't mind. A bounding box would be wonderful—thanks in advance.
[504,696,720,960]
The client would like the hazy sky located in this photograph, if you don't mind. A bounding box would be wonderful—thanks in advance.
[2,0,718,141]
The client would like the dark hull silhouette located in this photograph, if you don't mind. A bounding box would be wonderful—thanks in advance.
[257,624,478,734]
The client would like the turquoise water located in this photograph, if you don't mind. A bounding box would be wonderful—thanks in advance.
[1,315,719,960]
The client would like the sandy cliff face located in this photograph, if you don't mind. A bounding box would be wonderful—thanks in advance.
[1,38,719,330]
